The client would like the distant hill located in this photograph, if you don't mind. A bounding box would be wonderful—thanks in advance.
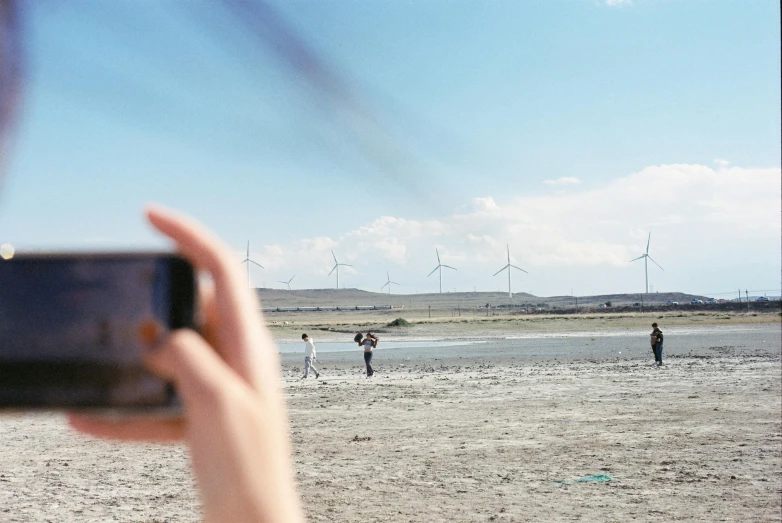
[255,288,709,309]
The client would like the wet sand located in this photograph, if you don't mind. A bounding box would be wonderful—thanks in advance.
[0,322,779,522]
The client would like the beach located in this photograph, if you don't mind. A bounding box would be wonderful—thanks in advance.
[0,317,779,521]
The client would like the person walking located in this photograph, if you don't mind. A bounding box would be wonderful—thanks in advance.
[301,333,319,379]
[356,332,377,378]
[650,322,664,366]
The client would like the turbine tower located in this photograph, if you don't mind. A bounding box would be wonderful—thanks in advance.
[493,245,528,298]
[630,232,663,294]
[240,241,264,289]
[278,275,295,290]
[381,271,399,295]
[328,250,352,289]
[427,248,457,294]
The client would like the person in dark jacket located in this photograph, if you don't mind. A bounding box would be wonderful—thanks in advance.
[650,322,664,366]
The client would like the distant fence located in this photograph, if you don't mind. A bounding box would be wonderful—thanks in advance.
[262,305,400,313]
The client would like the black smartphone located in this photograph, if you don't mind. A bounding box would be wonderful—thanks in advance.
[0,252,196,410]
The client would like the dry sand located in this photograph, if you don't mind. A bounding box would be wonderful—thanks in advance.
[0,317,779,522]
[287,355,780,522]
[267,310,779,343]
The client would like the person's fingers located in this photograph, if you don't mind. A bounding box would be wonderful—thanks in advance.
[197,278,219,349]
[143,328,242,407]
[69,327,256,443]
[145,205,241,289]
[144,205,268,389]
[68,414,185,442]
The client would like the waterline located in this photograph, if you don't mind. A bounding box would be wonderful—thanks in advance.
[277,340,482,354]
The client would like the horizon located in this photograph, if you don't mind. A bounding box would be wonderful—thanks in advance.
[253,287,779,301]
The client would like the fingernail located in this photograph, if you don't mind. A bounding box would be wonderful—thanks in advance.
[138,319,164,353]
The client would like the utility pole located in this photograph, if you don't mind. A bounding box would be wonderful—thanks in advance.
[738,289,742,306]
[641,294,644,313]
[428,305,431,319]
[746,289,750,313]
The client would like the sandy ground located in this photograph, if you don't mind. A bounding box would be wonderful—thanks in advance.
[268,310,780,343]
[0,320,779,522]
[287,355,781,522]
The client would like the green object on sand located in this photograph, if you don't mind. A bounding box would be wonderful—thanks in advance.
[554,474,614,486]
[574,474,613,483]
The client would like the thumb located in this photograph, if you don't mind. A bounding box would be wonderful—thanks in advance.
[144,328,240,405]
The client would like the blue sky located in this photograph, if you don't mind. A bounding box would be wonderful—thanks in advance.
[1,0,779,297]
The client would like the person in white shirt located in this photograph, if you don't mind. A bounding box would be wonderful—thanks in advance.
[301,333,319,379]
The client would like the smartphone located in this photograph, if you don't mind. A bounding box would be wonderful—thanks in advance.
[0,252,196,410]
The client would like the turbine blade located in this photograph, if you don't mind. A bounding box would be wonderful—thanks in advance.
[381,282,389,289]
[493,265,509,276]
[328,265,336,275]
[427,266,439,277]
[442,265,457,270]
[436,248,441,263]
[249,260,264,269]
[331,250,338,263]
[510,265,528,273]
[289,275,296,283]
[629,255,645,262]
[646,232,651,254]
[647,256,664,271]
[341,263,353,267]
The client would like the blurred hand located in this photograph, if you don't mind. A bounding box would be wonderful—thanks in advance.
[69,206,303,523]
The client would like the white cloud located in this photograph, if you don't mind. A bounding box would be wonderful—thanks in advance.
[544,177,581,186]
[714,158,730,168]
[473,196,498,211]
[254,163,781,294]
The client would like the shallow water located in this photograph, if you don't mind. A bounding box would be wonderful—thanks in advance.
[279,325,781,364]
[278,340,481,354]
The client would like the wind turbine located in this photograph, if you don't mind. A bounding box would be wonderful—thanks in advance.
[427,248,457,294]
[278,275,295,290]
[328,250,352,289]
[493,245,528,298]
[240,241,264,289]
[381,271,399,295]
[630,232,663,294]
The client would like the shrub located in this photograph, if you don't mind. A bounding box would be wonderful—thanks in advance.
[387,318,412,327]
